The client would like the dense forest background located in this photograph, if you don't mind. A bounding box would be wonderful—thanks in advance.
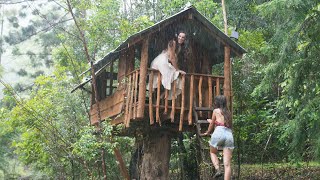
[0,0,319,179]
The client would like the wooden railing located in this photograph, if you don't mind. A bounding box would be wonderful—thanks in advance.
[123,69,224,130]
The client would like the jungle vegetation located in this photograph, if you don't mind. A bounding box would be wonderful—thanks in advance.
[0,0,319,179]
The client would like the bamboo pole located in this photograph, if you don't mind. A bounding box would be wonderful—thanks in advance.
[208,76,213,117]
[137,38,149,118]
[198,76,203,117]
[179,75,185,131]
[170,81,176,122]
[156,73,161,124]
[127,73,135,127]
[125,75,132,127]
[188,75,194,125]
[149,71,154,125]
[133,71,139,119]
[164,89,168,115]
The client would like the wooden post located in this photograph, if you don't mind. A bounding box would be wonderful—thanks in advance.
[208,77,212,117]
[170,81,176,122]
[125,75,132,127]
[222,0,233,112]
[198,76,203,117]
[127,73,135,127]
[164,89,168,114]
[133,71,139,119]
[149,71,154,125]
[156,73,161,124]
[188,75,194,125]
[179,75,185,131]
[223,46,232,111]
[137,38,149,118]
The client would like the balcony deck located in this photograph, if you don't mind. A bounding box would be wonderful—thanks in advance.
[90,69,224,132]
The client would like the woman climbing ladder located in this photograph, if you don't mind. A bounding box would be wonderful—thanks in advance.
[201,95,234,180]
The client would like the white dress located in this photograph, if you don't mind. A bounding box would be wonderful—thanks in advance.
[149,50,182,100]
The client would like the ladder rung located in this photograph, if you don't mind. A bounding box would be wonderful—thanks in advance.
[197,120,209,124]
[194,107,213,111]
[201,146,209,150]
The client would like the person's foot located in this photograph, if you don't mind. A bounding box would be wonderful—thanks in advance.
[213,169,223,178]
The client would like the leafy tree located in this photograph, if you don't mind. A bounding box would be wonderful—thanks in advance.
[1,65,133,178]
[251,0,320,161]
[2,0,320,178]
[2,0,70,96]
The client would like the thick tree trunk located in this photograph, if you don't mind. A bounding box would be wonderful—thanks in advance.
[140,132,172,180]
[129,141,143,180]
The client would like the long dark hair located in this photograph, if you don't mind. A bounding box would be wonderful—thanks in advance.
[214,95,232,128]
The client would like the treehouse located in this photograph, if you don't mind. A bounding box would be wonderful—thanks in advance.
[74,6,246,134]
[73,6,246,179]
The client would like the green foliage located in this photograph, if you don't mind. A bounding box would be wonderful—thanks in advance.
[1,61,134,178]
[1,0,320,178]
[0,108,11,172]
[3,69,86,177]
[258,0,320,160]
[119,15,154,41]
[226,0,320,166]
[238,30,266,52]
[72,124,115,161]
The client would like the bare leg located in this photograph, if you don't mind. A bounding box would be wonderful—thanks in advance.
[209,146,219,170]
[223,148,233,180]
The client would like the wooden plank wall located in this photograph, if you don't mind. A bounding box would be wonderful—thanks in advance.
[124,70,140,127]
[90,89,125,125]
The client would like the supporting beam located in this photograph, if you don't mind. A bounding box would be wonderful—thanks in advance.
[223,46,232,111]
[222,0,233,113]
[137,38,149,118]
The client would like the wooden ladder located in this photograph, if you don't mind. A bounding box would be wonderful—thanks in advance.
[193,106,212,160]
[194,106,225,179]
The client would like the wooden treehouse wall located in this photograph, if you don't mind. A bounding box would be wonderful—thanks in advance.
[90,46,135,125]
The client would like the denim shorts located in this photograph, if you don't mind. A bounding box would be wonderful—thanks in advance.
[209,126,234,149]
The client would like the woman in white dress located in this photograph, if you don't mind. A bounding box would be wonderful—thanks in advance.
[150,39,185,100]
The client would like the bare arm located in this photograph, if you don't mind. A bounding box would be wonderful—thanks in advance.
[201,110,216,136]
[168,53,185,74]
[169,56,179,70]
[167,40,179,70]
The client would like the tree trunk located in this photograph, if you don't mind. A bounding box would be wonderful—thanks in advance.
[129,141,143,179]
[140,132,172,180]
